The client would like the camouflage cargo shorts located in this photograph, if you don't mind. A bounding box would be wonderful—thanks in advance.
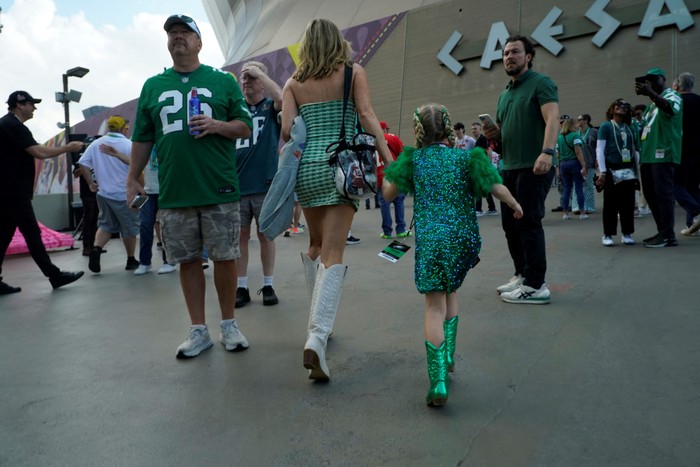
[157,202,240,264]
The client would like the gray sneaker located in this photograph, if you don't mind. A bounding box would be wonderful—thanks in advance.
[220,320,249,352]
[176,327,213,359]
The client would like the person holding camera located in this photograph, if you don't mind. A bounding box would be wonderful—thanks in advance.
[634,68,683,248]
[79,115,141,273]
[0,91,85,294]
[595,99,637,247]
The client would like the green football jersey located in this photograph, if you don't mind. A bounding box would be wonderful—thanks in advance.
[132,65,252,208]
[640,88,683,165]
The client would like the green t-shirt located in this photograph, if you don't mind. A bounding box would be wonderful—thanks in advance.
[556,132,582,162]
[496,69,559,170]
[131,65,253,208]
[597,121,635,167]
[640,88,683,164]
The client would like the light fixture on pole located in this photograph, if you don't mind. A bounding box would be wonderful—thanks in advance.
[55,66,89,230]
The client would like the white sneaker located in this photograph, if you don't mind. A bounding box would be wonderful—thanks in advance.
[602,235,614,247]
[176,326,213,359]
[133,264,152,275]
[501,284,551,305]
[579,214,589,220]
[680,227,699,236]
[475,211,485,217]
[687,214,700,235]
[220,319,249,352]
[157,263,177,274]
[621,234,635,245]
[562,214,570,220]
[496,274,523,294]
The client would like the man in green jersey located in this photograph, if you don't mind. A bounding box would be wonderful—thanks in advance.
[482,35,559,305]
[127,14,253,359]
[634,68,683,248]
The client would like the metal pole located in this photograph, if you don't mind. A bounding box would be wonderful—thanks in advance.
[63,73,75,230]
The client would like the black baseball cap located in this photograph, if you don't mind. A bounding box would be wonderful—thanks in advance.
[7,91,42,108]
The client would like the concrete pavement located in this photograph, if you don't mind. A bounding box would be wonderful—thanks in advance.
[1,191,699,466]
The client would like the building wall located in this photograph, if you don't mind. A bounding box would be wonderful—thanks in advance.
[364,0,700,142]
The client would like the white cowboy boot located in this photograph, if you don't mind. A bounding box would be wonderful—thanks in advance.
[303,263,347,381]
[300,252,320,301]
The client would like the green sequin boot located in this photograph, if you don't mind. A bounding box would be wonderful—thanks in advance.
[444,316,459,372]
[425,340,449,407]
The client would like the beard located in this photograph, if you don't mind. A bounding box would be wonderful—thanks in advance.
[505,62,526,76]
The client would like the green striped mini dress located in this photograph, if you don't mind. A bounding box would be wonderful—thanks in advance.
[296,100,359,210]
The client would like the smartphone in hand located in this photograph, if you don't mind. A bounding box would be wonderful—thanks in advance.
[129,194,149,209]
[478,113,496,128]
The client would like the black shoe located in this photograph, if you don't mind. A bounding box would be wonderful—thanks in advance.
[346,235,361,245]
[644,236,678,248]
[258,285,279,306]
[551,206,564,212]
[125,257,140,270]
[89,247,102,273]
[643,233,662,244]
[0,280,21,295]
[49,271,84,289]
[235,287,251,308]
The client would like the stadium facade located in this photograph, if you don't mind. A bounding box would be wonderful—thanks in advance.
[35,0,700,228]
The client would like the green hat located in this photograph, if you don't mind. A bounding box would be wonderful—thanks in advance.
[645,67,666,78]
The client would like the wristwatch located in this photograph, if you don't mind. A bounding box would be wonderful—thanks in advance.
[542,148,555,156]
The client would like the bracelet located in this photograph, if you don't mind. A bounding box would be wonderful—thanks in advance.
[542,148,555,156]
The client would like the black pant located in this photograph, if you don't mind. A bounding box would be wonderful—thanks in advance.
[0,198,60,278]
[475,194,496,212]
[640,163,675,239]
[500,168,554,289]
[602,175,636,236]
[80,195,99,250]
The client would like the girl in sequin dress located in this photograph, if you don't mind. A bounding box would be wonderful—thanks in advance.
[383,103,523,407]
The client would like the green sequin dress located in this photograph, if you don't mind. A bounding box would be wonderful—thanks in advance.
[384,145,502,293]
[295,100,359,210]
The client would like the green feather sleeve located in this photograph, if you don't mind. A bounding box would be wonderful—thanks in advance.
[383,146,416,195]
[467,147,503,198]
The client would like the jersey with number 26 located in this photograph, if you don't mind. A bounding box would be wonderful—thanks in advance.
[131,65,252,208]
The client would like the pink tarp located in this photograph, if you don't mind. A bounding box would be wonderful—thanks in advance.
[7,223,75,255]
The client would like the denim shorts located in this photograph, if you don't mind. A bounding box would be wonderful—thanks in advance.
[96,194,140,237]
[158,202,240,264]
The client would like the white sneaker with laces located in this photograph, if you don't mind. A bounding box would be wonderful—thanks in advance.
[220,320,249,352]
[579,214,589,220]
[176,326,213,359]
[496,274,523,294]
[602,235,614,247]
[687,214,700,235]
[621,234,635,245]
[157,263,177,274]
[500,284,551,305]
[133,264,152,275]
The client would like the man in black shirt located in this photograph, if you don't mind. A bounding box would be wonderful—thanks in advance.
[0,91,85,294]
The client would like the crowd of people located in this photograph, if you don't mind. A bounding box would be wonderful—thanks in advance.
[2,15,698,408]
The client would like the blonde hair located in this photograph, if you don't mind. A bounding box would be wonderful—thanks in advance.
[292,18,354,82]
[412,103,456,148]
[560,118,577,135]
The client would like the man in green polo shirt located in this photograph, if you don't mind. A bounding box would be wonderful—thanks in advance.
[634,67,683,248]
[482,35,560,305]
